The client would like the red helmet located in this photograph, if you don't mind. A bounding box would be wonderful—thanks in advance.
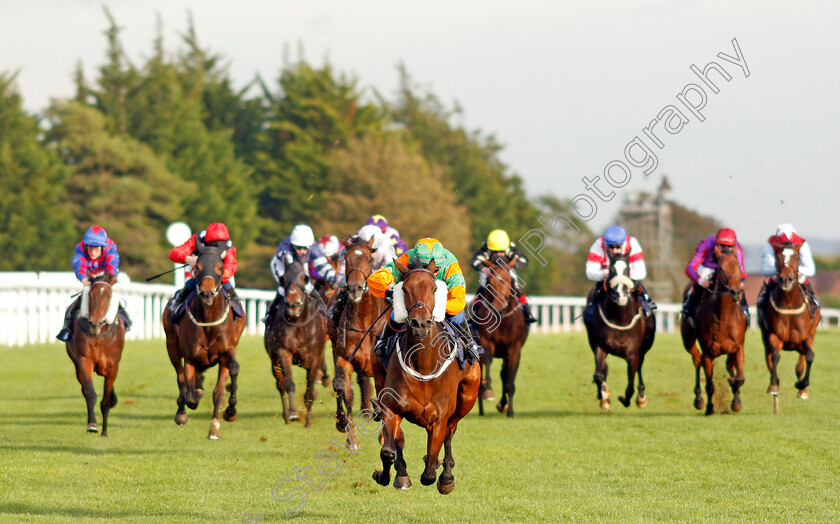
[205,223,230,242]
[715,228,737,246]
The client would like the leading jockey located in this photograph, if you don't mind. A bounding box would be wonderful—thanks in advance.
[756,223,821,317]
[366,214,408,257]
[264,224,336,324]
[58,226,131,341]
[682,227,749,326]
[584,225,657,323]
[368,238,481,364]
[329,224,397,326]
[168,222,239,313]
[469,229,537,324]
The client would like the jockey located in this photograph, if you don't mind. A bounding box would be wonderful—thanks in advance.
[368,238,481,364]
[367,214,408,257]
[265,224,336,324]
[682,227,749,325]
[469,229,537,324]
[57,226,131,341]
[329,224,397,326]
[583,225,657,323]
[756,223,821,316]
[168,222,238,313]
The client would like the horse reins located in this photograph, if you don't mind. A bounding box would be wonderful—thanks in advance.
[84,280,118,337]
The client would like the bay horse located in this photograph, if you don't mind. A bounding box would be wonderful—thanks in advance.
[758,240,820,409]
[65,272,126,436]
[328,238,385,447]
[680,246,747,415]
[372,258,481,495]
[468,254,529,417]
[264,259,328,427]
[162,242,245,439]
[584,251,655,410]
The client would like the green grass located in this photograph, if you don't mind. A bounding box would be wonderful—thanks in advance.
[2,330,840,523]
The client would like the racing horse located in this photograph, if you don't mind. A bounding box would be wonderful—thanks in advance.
[680,245,747,415]
[162,241,245,439]
[584,251,655,409]
[468,254,529,417]
[264,259,328,427]
[64,272,126,436]
[758,240,820,410]
[328,238,385,446]
[372,258,481,495]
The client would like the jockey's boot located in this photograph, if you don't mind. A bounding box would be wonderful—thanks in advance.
[452,319,482,365]
[682,284,702,328]
[741,296,751,325]
[328,287,348,326]
[522,303,538,324]
[225,285,240,302]
[374,319,399,363]
[262,293,283,325]
[57,296,81,342]
[803,281,822,316]
[168,279,196,314]
[636,283,657,316]
[118,305,133,330]
[583,282,603,325]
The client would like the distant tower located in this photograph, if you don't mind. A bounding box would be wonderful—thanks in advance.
[618,176,677,301]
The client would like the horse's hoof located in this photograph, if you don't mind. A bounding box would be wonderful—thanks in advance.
[207,434,221,440]
[393,475,412,490]
[196,389,204,400]
[705,406,714,416]
[223,408,237,422]
[600,384,611,400]
[618,396,631,408]
[208,418,221,440]
[336,419,348,432]
[373,470,390,486]
[636,395,647,408]
[174,413,188,426]
[481,388,495,401]
[694,398,705,411]
[731,399,742,412]
[288,411,299,421]
[87,423,98,433]
[346,434,359,451]
[767,384,779,395]
[496,402,507,413]
[600,398,611,410]
[797,390,809,400]
[795,380,808,390]
[437,478,455,495]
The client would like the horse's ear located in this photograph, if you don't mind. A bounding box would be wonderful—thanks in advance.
[426,259,437,274]
[342,239,352,248]
[367,237,376,249]
[195,234,206,252]
[394,259,409,275]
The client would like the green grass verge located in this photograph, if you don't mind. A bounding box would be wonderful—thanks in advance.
[1,330,839,523]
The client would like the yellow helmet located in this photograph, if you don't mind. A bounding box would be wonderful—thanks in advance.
[487,229,510,252]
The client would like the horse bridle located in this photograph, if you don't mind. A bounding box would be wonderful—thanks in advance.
[85,280,116,337]
[403,267,436,320]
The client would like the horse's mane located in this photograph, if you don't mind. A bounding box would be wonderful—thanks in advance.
[407,258,427,271]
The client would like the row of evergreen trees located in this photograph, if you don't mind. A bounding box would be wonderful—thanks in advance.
[0,12,596,293]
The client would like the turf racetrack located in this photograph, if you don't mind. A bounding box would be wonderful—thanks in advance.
[2,331,839,522]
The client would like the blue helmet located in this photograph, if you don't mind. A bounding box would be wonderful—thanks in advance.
[603,226,626,245]
[83,226,108,247]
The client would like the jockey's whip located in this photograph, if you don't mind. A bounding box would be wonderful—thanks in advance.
[347,303,393,362]
[145,265,188,282]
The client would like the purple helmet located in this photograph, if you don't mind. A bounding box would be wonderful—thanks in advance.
[366,214,389,232]
[83,226,108,247]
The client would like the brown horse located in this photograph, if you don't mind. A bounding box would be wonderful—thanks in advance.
[264,260,328,427]
[329,238,385,446]
[584,251,655,410]
[65,272,126,436]
[372,258,481,494]
[758,241,820,408]
[468,254,529,417]
[680,246,747,415]
[162,244,245,439]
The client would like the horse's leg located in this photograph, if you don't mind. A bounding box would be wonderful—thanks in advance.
[303,365,318,428]
[618,355,638,408]
[703,355,716,416]
[501,347,522,418]
[764,333,782,395]
[208,365,230,440]
[593,346,610,409]
[392,435,410,490]
[687,343,704,410]
[437,429,456,495]
[270,356,291,424]
[636,356,648,408]
[481,347,495,401]
[184,360,200,410]
[279,352,299,421]
[795,347,814,399]
[373,412,402,487]
[75,357,99,432]
[497,354,509,413]
[332,357,350,432]
[166,336,188,425]
[726,350,745,413]
[358,374,372,412]
[223,355,239,422]
[420,422,447,486]
[100,364,119,437]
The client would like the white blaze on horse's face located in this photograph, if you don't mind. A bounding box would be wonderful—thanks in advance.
[782,248,793,266]
[612,260,629,306]
[353,249,363,256]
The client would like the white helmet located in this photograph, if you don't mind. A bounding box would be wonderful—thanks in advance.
[357,225,383,250]
[290,224,315,248]
[775,223,796,237]
[318,234,340,258]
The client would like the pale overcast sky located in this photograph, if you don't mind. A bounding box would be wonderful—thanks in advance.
[2,1,837,246]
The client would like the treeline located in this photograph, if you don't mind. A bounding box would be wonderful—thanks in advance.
[0,11,596,293]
